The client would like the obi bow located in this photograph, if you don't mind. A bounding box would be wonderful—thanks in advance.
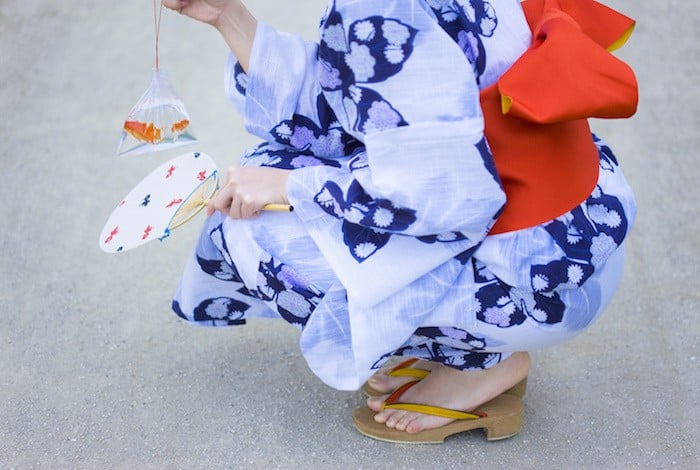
[500,0,638,123]
[483,0,638,234]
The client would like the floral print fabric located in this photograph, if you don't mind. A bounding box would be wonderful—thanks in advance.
[173,0,636,390]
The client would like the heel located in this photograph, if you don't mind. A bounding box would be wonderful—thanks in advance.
[505,377,528,398]
[485,411,523,441]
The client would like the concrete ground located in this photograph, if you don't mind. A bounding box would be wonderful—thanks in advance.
[1,0,698,468]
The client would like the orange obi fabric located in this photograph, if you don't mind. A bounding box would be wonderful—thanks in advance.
[484,0,638,234]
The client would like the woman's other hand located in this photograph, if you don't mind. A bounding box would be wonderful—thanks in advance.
[206,166,291,219]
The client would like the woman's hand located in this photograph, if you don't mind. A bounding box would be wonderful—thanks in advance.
[206,166,291,219]
[161,0,230,26]
[161,0,257,70]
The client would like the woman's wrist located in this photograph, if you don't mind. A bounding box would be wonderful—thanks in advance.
[215,1,257,71]
[273,168,292,205]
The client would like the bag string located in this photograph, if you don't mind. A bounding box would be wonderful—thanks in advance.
[153,0,163,70]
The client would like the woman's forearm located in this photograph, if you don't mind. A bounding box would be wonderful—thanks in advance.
[215,1,257,72]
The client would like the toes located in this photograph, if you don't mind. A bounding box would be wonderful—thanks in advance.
[366,375,391,394]
[366,367,395,394]
[366,395,385,412]
[394,412,415,432]
[374,408,408,428]
[372,408,444,434]
[372,407,397,424]
[385,409,408,429]
[405,418,426,434]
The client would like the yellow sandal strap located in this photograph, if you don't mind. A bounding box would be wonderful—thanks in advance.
[385,358,430,380]
[389,368,430,379]
[382,381,487,420]
[383,402,485,420]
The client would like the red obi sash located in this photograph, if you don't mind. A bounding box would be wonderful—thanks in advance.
[484,0,638,234]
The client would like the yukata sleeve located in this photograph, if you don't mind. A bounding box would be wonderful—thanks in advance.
[287,0,505,240]
[223,21,328,142]
[282,0,506,306]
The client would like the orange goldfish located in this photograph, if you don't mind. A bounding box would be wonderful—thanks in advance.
[123,120,162,144]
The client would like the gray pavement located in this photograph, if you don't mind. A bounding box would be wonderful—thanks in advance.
[1,0,698,468]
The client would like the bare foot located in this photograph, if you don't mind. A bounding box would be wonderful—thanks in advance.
[366,352,531,434]
[365,359,439,395]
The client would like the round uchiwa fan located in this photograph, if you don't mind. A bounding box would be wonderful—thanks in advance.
[100,151,218,253]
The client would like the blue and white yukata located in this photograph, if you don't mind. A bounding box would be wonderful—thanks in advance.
[173,0,637,391]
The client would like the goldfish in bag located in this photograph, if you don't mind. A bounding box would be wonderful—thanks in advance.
[117,68,197,157]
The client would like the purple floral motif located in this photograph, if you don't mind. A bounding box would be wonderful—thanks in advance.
[289,126,316,150]
[458,30,479,65]
[536,164,629,290]
[429,0,498,84]
[473,258,564,328]
[473,146,630,329]
[314,180,417,262]
[366,101,403,131]
[269,93,361,158]
[318,60,343,89]
[232,61,248,96]
[319,5,417,133]
[594,134,619,172]
[255,254,323,328]
[290,155,329,168]
[242,143,344,170]
[172,298,249,327]
[590,233,618,267]
[371,326,505,371]
[176,222,325,329]
[203,224,258,298]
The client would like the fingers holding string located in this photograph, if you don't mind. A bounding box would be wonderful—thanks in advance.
[161,0,185,14]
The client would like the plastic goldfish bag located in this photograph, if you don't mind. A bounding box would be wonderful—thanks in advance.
[116,1,197,157]
[117,68,197,157]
